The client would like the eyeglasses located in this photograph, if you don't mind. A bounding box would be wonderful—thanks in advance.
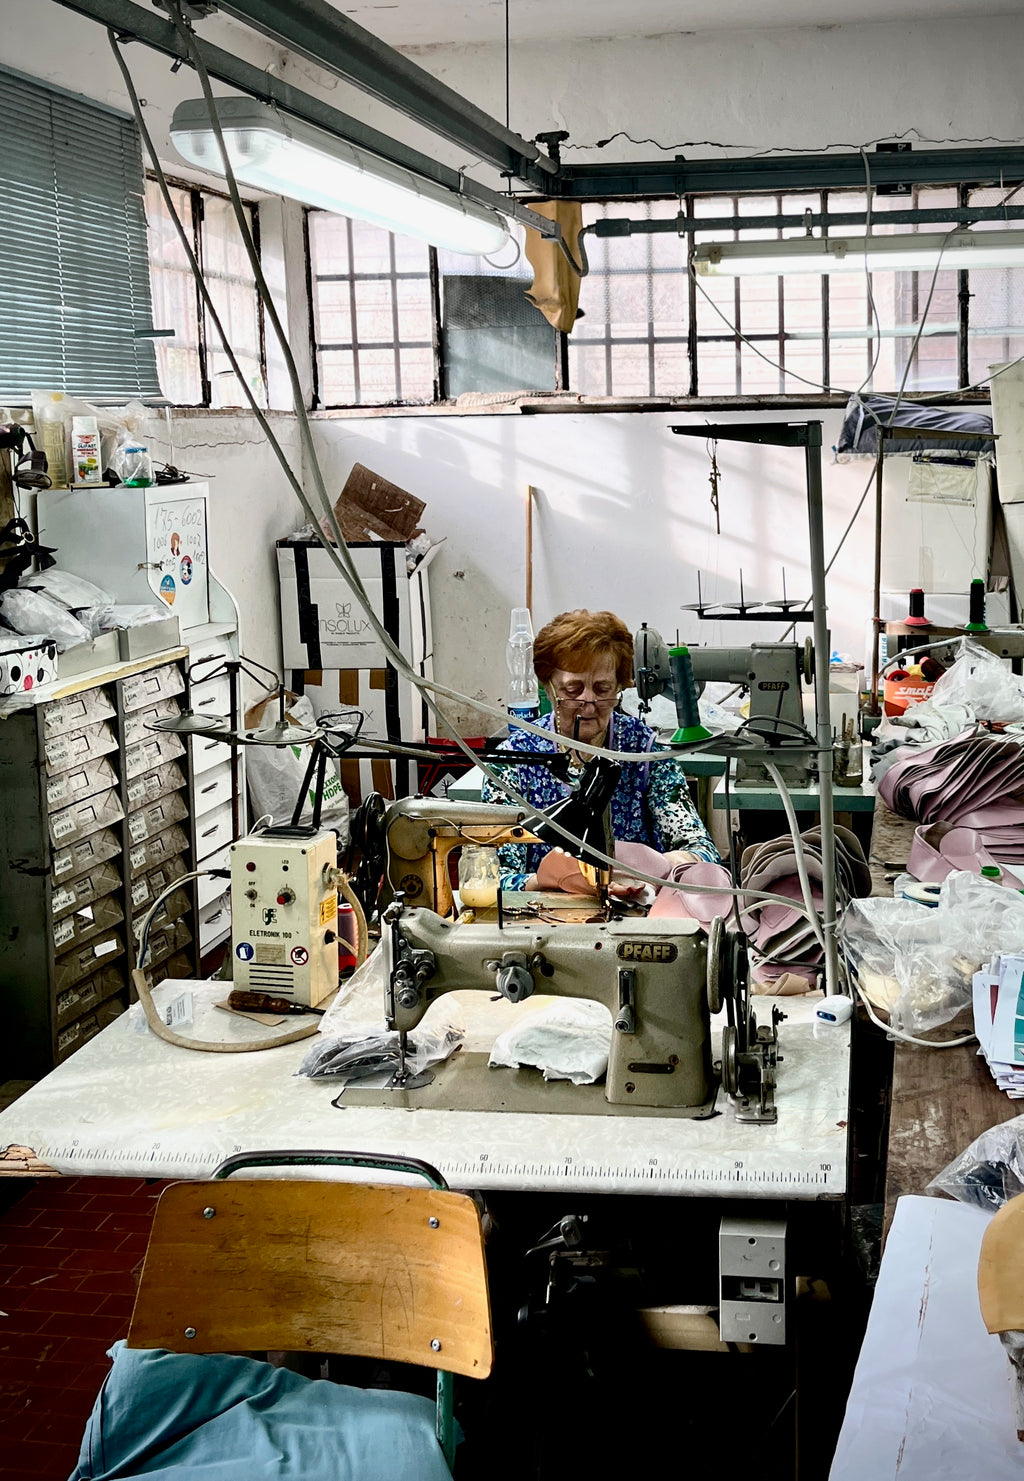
[552,683,621,709]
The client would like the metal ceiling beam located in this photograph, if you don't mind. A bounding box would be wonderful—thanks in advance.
[52,0,558,237]
[215,0,558,192]
[556,148,1024,200]
[591,204,1024,236]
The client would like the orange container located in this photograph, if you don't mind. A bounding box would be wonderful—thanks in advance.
[883,670,936,716]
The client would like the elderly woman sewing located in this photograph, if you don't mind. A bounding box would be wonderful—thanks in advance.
[482,608,719,892]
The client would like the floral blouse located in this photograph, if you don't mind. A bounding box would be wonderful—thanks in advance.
[480,710,719,890]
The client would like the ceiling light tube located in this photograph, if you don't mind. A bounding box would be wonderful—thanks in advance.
[692,230,1024,277]
[170,97,510,256]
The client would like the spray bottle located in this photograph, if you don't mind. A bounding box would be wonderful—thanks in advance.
[506,608,539,734]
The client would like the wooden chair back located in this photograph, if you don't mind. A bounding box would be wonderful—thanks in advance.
[127,1178,493,1379]
[979,1190,1024,1334]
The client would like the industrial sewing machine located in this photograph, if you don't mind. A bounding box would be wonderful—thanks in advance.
[380,898,780,1121]
[633,623,816,785]
[379,790,781,1122]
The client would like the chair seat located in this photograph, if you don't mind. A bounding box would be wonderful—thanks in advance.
[70,1342,455,1481]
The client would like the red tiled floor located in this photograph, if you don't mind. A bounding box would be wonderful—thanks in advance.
[0,1176,166,1481]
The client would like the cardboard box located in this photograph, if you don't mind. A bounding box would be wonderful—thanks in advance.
[0,638,57,697]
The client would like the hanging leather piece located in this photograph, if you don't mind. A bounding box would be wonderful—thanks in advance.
[523,200,585,333]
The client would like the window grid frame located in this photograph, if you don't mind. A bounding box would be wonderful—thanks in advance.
[146,172,267,410]
[306,185,1023,408]
[308,209,437,408]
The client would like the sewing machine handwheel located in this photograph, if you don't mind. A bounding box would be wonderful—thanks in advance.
[803,637,814,685]
[706,915,725,1015]
[721,1024,739,1095]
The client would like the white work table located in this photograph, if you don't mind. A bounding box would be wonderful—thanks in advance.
[0,981,849,1197]
[830,1195,1020,1481]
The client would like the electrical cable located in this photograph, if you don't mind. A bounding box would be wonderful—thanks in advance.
[112,17,834,935]
[763,761,828,952]
[854,148,882,397]
[852,977,976,1048]
[132,869,323,1053]
[563,125,1024,156]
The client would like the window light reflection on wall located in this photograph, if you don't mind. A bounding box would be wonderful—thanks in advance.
[169,97,510,257]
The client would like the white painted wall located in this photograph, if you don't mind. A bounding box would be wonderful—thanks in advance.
[308,409,877,732]
[1,4,1014,733]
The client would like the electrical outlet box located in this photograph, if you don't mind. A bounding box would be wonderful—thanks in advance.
[230,831,338,1006]
[719,1216,787,1346]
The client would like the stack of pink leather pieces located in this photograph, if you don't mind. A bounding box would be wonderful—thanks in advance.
[878,730,1024,868]
[738,825,872,986]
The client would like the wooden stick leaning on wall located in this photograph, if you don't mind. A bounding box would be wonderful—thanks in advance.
[526,484,537,613]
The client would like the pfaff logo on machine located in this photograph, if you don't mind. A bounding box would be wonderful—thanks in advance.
[616,941,678,963]
[757,680,789,691]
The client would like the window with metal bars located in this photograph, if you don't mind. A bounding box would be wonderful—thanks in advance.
[305,187,1024,407]
[145,177,266,408]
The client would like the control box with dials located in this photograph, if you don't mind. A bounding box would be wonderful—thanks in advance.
[229,830,338,1006]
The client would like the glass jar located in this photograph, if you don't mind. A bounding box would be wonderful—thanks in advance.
[458,845,501,910]
[121,444,154,487]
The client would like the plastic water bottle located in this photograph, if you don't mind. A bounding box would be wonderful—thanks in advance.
[506,607,539,733]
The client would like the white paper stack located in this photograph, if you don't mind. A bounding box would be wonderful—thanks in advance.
[974,953,1024,1095]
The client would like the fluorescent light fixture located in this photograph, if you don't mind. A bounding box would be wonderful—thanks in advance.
[693,230,1024,277]
[170,97,510,257]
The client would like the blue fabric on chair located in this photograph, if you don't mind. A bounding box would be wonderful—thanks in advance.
[70,1341,455,1480]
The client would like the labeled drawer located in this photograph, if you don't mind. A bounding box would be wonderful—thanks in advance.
[52,827,122,884]
[193,732,232,777]
[123,696,182,748]
[127,790,189,847]
[198,845,231,908]
[51,860,122,922]
[49,788,124,849]
[54,932,124,993]
[125,729,184,781]
[44,687,115,738]
[44,719,118,775]
[53,891,124,955]
[55,964,126,1032]
[150,949,195,987]
[125,759,186,813]
[134,885,192,940]
[193,760,232,818]
[199,890,231,951]
[190,673,232,724]
[46,754,118,812]
[56,997,126,1064]
[145,916,192,971]
[122,662,185,713]
[195,800,233,862]
[129,855,187,914]
[128,823,190,877]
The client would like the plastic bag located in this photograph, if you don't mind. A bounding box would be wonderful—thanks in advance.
[926,1115,1024,1211]
[297,1009,464,1083]
[81,605,168,637]
[0,589,90,651]
[929,637,1024,724]
[488,999,612,1084]
[840,871,1024,1033]
[18,567,113,610]
[244,693,350,841]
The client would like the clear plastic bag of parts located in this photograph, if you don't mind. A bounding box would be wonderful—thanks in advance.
[929,636,1024,725]
[297,946,465,1086]
[488,999,612,1084]
[839,871,1024,1035]
[927,1115,1024,1212]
